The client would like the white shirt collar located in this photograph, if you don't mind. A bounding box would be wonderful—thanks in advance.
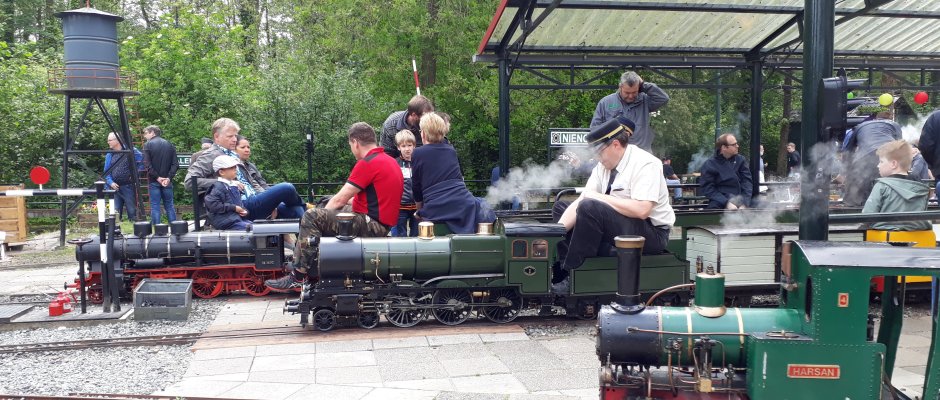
[217,177,238,186]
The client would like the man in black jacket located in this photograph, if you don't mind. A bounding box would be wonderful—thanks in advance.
[700,133,752,210]
[142,125,179,224]
[918,110,940,191]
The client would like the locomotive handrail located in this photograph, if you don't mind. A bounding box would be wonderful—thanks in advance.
[421,273,505,287]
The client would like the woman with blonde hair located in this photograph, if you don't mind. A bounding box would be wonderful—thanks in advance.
[411,112,495,233]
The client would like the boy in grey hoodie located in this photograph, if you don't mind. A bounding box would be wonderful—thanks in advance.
[862,140,931,231]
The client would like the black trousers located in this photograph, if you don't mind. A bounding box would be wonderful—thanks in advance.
[553,198,669,271]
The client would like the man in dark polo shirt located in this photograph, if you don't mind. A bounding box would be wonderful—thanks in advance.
[265,122,404,291]
[380,95,434,158]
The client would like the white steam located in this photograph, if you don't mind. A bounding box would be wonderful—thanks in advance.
[486,146,600,205]
[900,114,929,144]
[686,149,712,174]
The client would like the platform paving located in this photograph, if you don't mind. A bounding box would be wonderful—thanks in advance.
[153,297,937,400]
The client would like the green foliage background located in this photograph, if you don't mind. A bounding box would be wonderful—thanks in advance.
[0,0,932,196]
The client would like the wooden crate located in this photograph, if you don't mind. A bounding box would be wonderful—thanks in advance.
[0,185,28,244]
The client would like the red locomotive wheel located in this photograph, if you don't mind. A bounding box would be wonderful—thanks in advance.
[88,288,104,304]
[191,270,224,298]
[241,269,271,297]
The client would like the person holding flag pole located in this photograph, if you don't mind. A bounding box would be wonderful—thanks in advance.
[381,58,435,158]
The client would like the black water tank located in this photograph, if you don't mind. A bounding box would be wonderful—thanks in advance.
[55,7,124,89]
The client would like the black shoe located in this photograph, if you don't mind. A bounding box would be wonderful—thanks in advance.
[265,274,304,292]
[551,277,570,295]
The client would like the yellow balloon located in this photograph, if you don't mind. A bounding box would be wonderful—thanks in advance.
[878,93,893,106]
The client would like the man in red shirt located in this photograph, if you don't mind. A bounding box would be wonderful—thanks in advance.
[265,122,403,291]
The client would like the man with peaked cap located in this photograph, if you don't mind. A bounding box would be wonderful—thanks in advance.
[551,117,676,294]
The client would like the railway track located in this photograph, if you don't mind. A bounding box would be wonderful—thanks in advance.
[0,313,591,354]
[0,394,247,400]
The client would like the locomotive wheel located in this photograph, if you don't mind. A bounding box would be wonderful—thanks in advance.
[191,270,224,299]
[482,288,523,323]
[88,288,104,304]
[240,269,271,297]
[385,291,430,328]
[357,311,380,329]
[312,308,336,332]
[432,289,472,326]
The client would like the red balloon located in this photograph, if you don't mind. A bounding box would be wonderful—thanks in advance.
[915,91,929,105]
[29,166,50,185]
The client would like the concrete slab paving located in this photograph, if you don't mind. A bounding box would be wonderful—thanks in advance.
[373,335,430,349]
[192,345,257,361]
[155,379,243,397]
[450,373,528,394]
[375,346,436,365]
[512,368,597,392]
[155,296,936,399]
[384,378,456,392]
[378,360,449,381]
[315,350,376,368]
[359,387,438,400]
[427,333,483,346]
[284,384,372,400]
[316,365,383,385]
[440,355,510,377]
[248,369,318,384]
[218,381,305,400]
[254,342,318,356]
[250,353,316,372]
[185,356,254,377]
[316,338,373,353]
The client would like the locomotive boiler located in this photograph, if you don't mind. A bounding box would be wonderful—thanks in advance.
[596,239,940,400]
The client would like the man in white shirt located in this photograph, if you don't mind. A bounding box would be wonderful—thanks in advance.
[552,118,676,294]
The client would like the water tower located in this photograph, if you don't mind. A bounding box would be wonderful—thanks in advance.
[49,6,141,247]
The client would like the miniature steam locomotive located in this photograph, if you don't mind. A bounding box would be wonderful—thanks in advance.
[277,215,691,330]
[595,239,940,400]
[73,220,296,301]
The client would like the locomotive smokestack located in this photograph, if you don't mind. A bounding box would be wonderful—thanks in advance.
[611,235,645,314]
[336,212,355,241]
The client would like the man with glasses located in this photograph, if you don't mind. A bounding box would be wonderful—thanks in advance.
[551,118,675,294]
[700,133,753,210]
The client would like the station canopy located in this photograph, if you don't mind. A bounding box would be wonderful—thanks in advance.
[475,0,940,65]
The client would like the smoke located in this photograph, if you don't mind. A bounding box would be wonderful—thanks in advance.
[485,155,581,205]
[900,114,929,144]
[686,149,712,174]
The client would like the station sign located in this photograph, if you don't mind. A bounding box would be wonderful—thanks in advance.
[177,154,192,169]
[549,128,590,147]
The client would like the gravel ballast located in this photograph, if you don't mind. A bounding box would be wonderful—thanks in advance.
[0,299,224,396]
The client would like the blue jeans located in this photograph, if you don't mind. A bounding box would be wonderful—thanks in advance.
[149,182,177,224]
[114,184,137,220]
[244,183,305,221]
[391,209,418,237]
[665,179,682,199]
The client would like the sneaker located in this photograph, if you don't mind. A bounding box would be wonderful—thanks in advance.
[550,277,570,295]
[265,274,304,292]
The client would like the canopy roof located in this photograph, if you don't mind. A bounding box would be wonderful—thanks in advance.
[476,0,940,63]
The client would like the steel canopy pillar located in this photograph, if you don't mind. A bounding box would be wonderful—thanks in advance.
[498,56,511,179]
[748,59,763,200]
[799,0,834,240]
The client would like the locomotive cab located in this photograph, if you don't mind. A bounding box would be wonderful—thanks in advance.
[250,221,298,271]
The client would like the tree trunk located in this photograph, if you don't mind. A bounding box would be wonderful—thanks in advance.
[420,0,438,87]
[138,0,152,29]
[777,75,793,177]
[1,0,13,44]
[238,0,259,65]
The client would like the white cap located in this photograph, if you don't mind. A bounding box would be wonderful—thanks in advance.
[212,155,239,172]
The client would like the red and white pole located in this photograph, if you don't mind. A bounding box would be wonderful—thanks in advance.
[412,58,421,96]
